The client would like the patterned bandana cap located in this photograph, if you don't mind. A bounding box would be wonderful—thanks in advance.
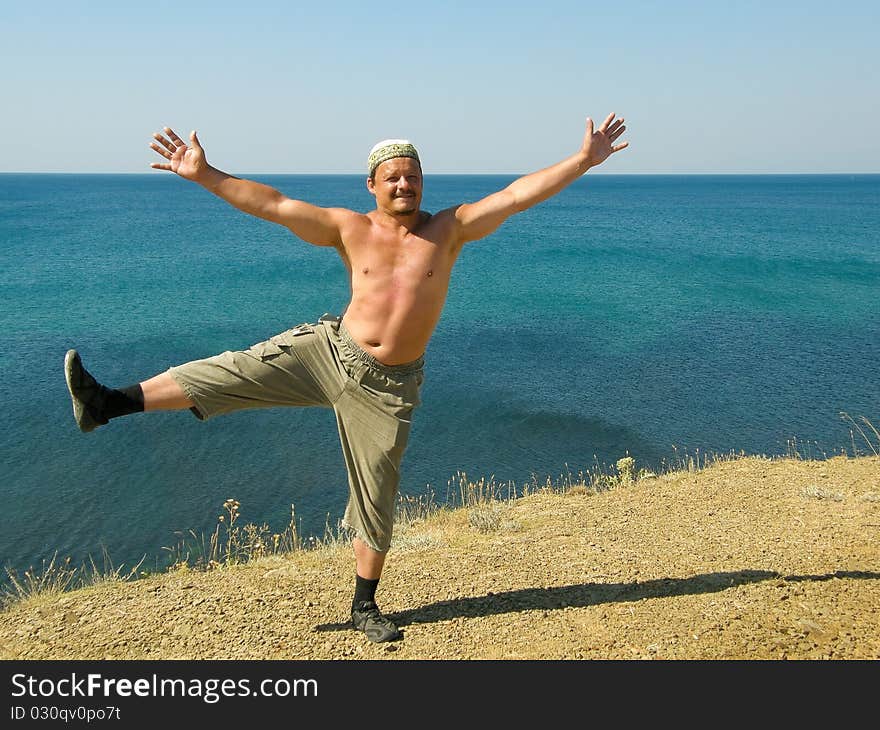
[368,139,421,176]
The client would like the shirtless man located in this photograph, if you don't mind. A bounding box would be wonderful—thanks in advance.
[64,114,628,643]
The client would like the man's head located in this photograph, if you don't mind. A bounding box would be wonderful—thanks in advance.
[368,139,421,180]
[366,139,423,217]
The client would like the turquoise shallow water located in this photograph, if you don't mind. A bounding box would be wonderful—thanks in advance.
[1,173,878,576]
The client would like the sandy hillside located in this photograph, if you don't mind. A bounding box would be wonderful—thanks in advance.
[1,455,878,660]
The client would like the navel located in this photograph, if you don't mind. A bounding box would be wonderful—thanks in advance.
[427,270,433,277]
[362,267,369,275]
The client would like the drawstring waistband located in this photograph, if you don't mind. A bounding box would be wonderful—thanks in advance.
[334,320,425,377]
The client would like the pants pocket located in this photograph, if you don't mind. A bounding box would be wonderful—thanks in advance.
[269,323,316,346]
[248,323,316,361]
[248,339,286,361]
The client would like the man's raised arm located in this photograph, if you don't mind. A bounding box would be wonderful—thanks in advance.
[452,113,628,245]
[149,127,345,247]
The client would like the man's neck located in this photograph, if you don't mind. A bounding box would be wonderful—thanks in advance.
[373,208,425,233]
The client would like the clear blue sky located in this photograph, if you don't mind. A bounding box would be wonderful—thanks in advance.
[2,0,878,174]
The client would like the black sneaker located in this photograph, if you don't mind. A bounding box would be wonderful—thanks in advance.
[64,350,108,433]
[351,600,401,643]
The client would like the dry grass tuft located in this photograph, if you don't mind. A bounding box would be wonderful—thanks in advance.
[801,485,845,502]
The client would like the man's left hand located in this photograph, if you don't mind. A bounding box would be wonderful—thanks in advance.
[582,113,628,168]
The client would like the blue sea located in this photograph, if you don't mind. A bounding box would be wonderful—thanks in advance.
[1,173,878,578]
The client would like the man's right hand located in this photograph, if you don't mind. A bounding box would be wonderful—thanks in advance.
[149,127,208,182]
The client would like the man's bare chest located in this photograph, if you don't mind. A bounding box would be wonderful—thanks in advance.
[344,229,457,280]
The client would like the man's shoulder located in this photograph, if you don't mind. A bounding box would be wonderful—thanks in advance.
[422,206,460,225]
[335,208,371,225]
[330,206,367,217]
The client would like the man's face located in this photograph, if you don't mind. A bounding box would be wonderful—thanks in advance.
[367,157,423,216]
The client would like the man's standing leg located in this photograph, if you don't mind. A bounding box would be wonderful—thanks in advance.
[334,376,420,643]
[338,415,405,643]
[351,537,391,635]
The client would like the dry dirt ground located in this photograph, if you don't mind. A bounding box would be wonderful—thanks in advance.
[2,455,878,660]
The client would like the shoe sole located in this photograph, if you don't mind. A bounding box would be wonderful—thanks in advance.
[64,349,99,433]
[364,625,400,643]
[353,622,401,643]
[351,614,401,643]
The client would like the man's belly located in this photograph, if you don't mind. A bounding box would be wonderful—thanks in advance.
[342,297,444,366]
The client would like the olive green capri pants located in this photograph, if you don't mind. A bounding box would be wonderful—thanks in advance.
[166,316,424,553]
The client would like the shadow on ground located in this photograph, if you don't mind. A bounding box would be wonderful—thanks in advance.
[314,569,880,633]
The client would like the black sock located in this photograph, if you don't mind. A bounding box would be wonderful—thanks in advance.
[96,384,144,421]
[352,575,380,610]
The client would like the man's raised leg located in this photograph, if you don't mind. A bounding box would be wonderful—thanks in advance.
[64,349,193,432]
[140,372,195,411]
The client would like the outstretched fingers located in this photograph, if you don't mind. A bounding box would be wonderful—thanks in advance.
[600,114,628,154]
[152,131,176,154]
[164,127,186,148]
[149,126,186,162]
[598,112,617,133]
[149,140,173,160]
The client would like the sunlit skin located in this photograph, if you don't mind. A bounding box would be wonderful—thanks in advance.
[145,115,628,573]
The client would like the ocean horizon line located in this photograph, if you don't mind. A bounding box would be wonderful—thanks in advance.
[2,171,878,177]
